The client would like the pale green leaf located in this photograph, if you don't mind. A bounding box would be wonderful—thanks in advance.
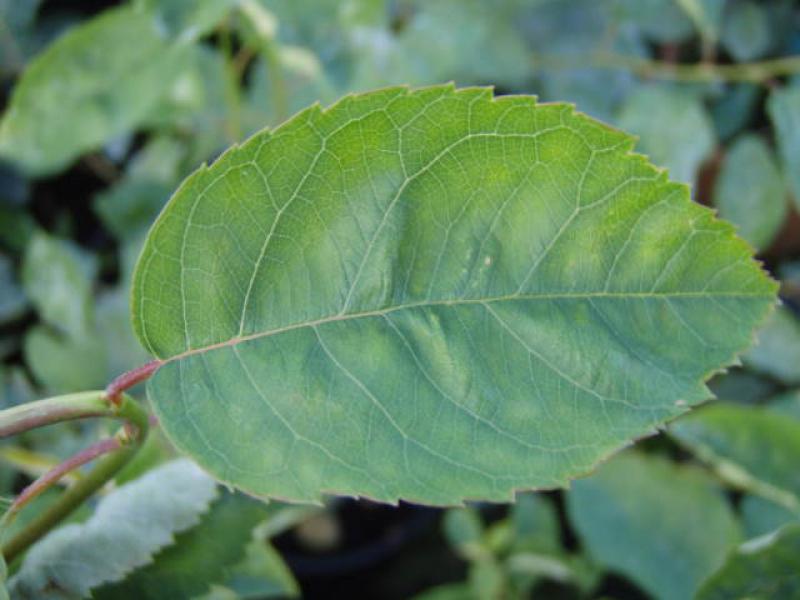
[133,85,775,506]
[8,459,218,600]
[0,5,191,175]
[566,452,742,600]
[22,232,96,339]
[0,553,7,600]
[721,0,773,61]
[617,86,715,184]
[614,0,694,43]
[510,493,560,554]
[713,134,787,250]
[697,523,800,600]
[670,403,800,510]
[94,491,272,600]
[744,307,800,385]
[768,85,800,208]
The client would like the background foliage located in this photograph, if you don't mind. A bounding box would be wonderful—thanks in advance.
[1,0,799,598]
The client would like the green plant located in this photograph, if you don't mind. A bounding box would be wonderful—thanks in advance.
[2,1,800,599]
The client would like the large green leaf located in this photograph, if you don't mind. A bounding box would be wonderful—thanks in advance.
[132,85,775,506]
[566,451,742,600]
[0,5,191,175]
[670,403,800,510]
[8,459,218,599]
[697,523,800,600]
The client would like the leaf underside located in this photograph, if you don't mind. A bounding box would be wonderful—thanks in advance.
[132,85,776,506]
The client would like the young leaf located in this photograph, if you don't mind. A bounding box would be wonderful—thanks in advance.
[132,85,776,506]
[697,523,800,600]
[0,5,191,175]
[8,459,218,599]
[566,452,742,600]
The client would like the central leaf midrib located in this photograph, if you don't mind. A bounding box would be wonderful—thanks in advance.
[162,289,770,363]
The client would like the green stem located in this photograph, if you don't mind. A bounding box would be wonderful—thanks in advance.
[0,391,116,438]
[534,52,800,84]
[1,394,149,563]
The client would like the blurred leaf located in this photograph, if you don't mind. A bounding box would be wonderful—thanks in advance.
[8,459,218,599]
[94,491,272,600]
[766,389,800,420]
[217,535,299,599]
[567,451,741,600]
[671,403,800,510]
[0,206,35,253]
[0,552,7,600]
[767,84,800,208]
[95,289,153,383]
[135,0,240,40]
[710,84,759,141]
[443,508,485,560]
[744,307,800,385]
[510,493,560,554]
[412,582,473,600]
[0,0,42,75]
[721,0,773,61]
[22,232,96,339]
[697,523,800,600]
[714,134,787,250]
[0,367,35,409]
[741,495,800,538]
[350,0,531,90]
[707,368,777,405]
[676,0,725,44]
[617,86,715,184]
[0,5,192,175]
[0,254,27,324]
[24,325,107,392]
[614,0,694,43]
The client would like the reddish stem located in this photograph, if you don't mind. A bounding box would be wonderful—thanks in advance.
[9,437,121,515]
[105,360,162,405]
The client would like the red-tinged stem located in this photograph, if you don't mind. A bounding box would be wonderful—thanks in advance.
[105,360,162,405]
[6,437,121,519]
[1,395,149,562]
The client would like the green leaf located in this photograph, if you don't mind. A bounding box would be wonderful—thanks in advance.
[713,134,787,250]
[8,459,218,599]
[94,491,272,599]
[766,390,800,420]
[670,403,800,510]
[0,552,8,600]
[768,85,800,209]
[697,523,800,600]
[741,495,799,539]
[617,85,715,184]
[443,508,485,560]
[24,325,108,392]
[0,5,191,175]
[721,0,773,61]
[614,0,694,43]
[133,85,775,506]
[744,307,800,385]
[566,451,742,600]
[509,493,560,554]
